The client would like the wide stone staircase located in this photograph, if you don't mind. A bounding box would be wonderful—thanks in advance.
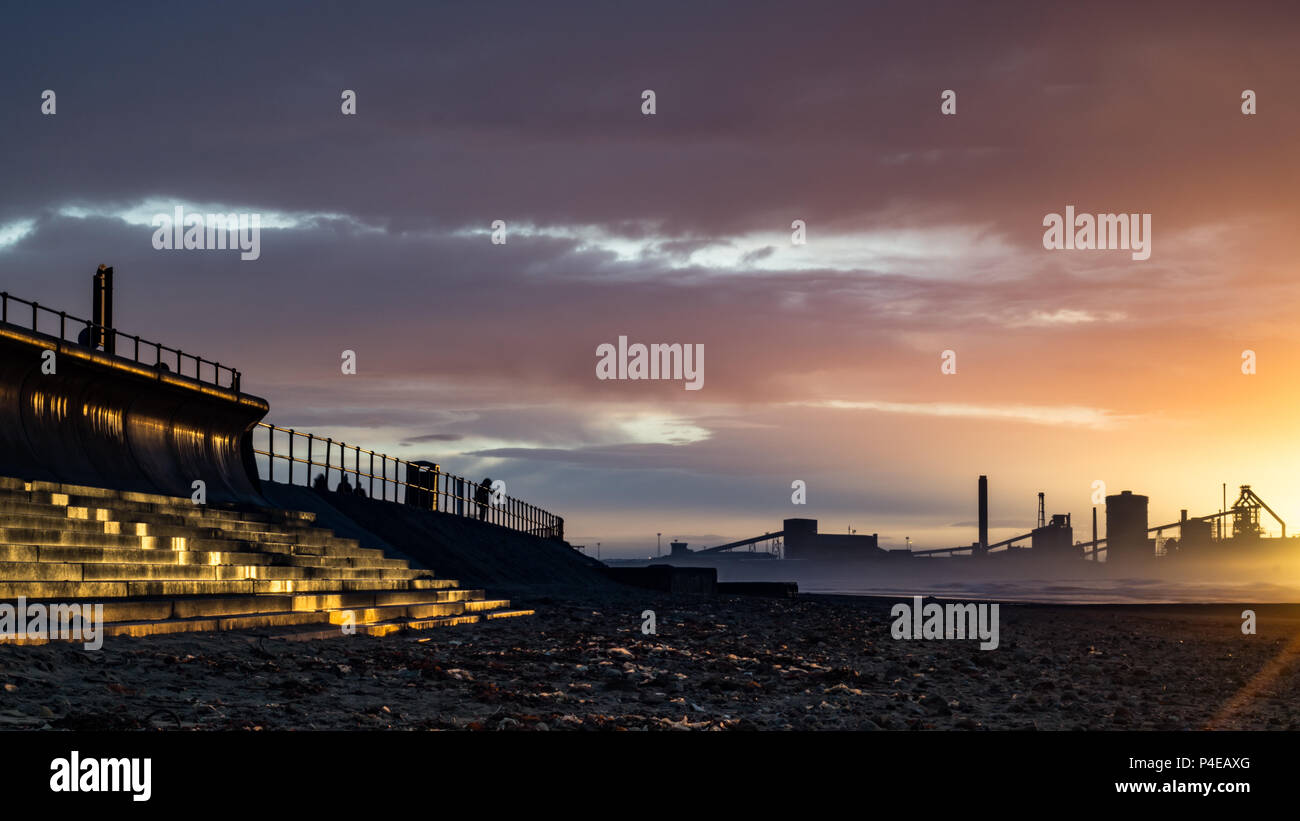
[0,475,533,642]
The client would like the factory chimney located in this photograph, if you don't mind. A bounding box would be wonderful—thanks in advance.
[1091,507,1098,561]
[978,475,988,554]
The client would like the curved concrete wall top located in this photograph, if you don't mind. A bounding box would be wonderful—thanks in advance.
[0,323,270,505]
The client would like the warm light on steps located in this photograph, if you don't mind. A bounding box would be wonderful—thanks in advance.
[11,604,537,642]
[0,477,533,639]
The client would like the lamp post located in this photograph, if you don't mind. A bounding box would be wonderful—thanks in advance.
[92,264,114,353]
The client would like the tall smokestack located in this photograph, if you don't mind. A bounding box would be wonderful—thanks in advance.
[978,475,988,553]
[1091,507,1098,561]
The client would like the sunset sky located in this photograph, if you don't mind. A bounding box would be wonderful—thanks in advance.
[3,1,1299,556]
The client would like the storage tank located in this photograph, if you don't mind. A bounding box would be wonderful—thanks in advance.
[1106,491,1150,562]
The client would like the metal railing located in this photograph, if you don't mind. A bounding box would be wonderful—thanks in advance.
[252,423,564,540]
[0,291,241,391]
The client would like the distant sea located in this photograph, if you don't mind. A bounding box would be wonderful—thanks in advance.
[801,578,1300,604]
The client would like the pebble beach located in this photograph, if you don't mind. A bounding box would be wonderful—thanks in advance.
[1,591,1296,731]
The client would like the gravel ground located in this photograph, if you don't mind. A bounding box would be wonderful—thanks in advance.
[1,591,1296,730]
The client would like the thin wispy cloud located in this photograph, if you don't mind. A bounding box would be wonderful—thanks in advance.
[1007,309,1126,327]
[790,400,1135,430]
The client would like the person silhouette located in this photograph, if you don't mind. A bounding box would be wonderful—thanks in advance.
[338,475,353,494]
[474,477,492,521]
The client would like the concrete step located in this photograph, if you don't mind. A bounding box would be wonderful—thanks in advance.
[482,608,536,620]
[0,514,231,543]
[371,588,481,604]
[0,580,367,598]
[198,525,358,548]
[0,527,152,549]
[22,480,199,507]
[9,488,317,529]
[463,598,513,612]
[273,554,408,570]
[179,537,380,559]
[0,578,457,600]
[1,501,344,548]
[0,587,493,623]
[0,591,524,640]
[410,579,458,590]
[104,610,333,638]
[329,601,475,624]
[0,581,131,598]
[273,542,381,558]
[0,546,36,562]
[282,588,483,612]
[26,546,276,566]
[10,600,522,640]
[0,544,411,577]
[213,565,424,582]
[0,499,105,519]
[1,496,372,560]
[0,562,83,581]
[359,615,483,636]
[5,562,414,584]
[241,614,493,641]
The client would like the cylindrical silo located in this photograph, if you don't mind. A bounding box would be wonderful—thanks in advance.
[1105,490,1149,563]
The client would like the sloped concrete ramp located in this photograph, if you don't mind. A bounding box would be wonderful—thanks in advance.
[260,481,615,593]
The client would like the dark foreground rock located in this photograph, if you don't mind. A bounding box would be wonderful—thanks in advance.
[0,591,1295,730]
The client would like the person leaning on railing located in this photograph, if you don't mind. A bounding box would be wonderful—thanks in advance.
[474,478,492,521]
